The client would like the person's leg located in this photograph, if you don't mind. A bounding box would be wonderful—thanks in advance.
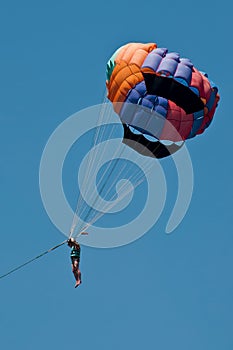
[75,272,81,287]
[72,260,81,287]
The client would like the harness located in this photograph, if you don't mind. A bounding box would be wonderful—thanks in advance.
[70,246,80,259]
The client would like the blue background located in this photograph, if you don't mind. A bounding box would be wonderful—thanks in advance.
[0,1,232,349]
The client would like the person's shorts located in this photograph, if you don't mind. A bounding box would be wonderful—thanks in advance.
[71,256,80,264]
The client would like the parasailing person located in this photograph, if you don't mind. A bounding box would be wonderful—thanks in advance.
[67,233,88,288]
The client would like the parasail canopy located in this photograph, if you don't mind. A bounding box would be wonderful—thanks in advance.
[106,42,220,158]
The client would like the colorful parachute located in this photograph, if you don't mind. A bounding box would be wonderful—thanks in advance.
[106,42,220,158]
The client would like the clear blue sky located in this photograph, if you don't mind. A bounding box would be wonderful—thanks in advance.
[0,1,232,349]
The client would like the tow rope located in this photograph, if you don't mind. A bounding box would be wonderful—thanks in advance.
[0,240,67,280]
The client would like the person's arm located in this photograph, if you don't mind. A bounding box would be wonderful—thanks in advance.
[74,242,80,250]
